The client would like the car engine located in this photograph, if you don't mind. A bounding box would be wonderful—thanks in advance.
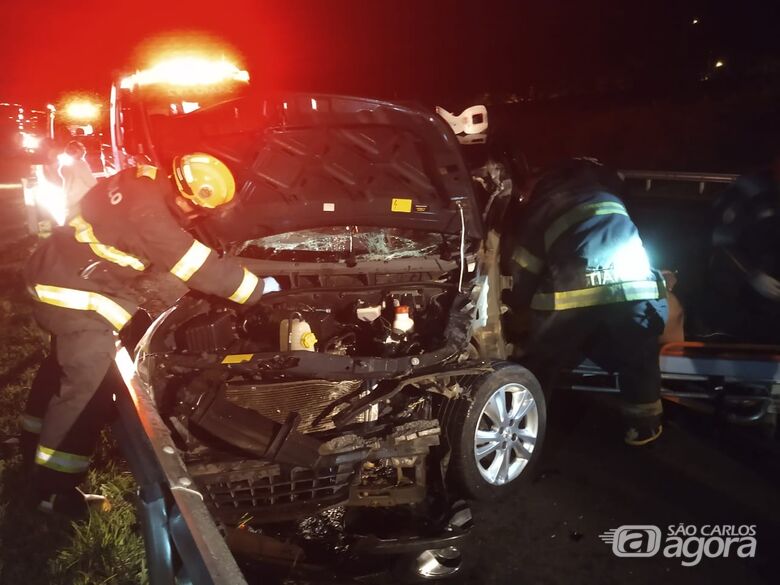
[175,283,457,360]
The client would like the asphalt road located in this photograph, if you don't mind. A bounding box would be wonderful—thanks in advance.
[456,392,780,585]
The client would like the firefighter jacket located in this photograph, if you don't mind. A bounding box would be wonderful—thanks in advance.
[25,165,266,330]
[510,177,664,312]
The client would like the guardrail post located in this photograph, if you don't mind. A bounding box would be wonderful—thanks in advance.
[139,485,176,584]
[112,410,176,584]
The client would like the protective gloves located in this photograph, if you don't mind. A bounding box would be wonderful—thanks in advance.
[263,276,281,294]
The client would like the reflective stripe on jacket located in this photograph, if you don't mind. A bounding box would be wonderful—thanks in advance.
[530,279,663,311]
[35,444,90,474]
[510,185,662,311]
[32,284,134,330]
[25,166,265,328]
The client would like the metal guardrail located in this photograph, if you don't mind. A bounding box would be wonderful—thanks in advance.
[620,169,739,195]
[112,348,248,585]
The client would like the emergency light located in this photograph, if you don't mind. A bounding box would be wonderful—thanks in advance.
[120,57,250,90]
[64,99,100,122]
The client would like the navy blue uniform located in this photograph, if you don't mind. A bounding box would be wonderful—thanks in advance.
[507,160,668,442]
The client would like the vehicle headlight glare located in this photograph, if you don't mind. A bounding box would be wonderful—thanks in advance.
[21,132,41,150]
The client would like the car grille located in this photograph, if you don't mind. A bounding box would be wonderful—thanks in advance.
[191,460,357,526]
[225,379,363,433]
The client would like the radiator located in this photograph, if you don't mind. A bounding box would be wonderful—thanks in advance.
[225,379,363,433]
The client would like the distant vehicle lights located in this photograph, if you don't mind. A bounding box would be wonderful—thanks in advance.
[21,131,41,151]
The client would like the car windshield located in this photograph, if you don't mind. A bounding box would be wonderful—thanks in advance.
[239,227,443,262]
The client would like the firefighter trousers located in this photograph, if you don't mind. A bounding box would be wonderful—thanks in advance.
[520,299,668,414]
[20,304,116,495]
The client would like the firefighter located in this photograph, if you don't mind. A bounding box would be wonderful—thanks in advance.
[20,153,280,516]
[505,158,668,446]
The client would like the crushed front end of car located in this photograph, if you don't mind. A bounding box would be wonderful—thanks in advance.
[134,258,487,579]
[129,94,544,580]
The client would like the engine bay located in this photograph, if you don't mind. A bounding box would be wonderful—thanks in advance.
[174,283,460,360]
[132,262,487,572]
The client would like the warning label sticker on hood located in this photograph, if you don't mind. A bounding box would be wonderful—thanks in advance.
[391,198,412,213]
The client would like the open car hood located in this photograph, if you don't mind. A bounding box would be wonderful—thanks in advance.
[160,94,484,245]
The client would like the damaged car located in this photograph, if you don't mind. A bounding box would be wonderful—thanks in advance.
[124,91,546,580]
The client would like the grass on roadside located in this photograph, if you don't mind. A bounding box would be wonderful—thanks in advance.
[0,237,147,585]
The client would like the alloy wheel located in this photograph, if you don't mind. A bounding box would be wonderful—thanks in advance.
[473,383,539,485]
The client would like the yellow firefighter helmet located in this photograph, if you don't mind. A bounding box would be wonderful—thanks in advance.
[172,152,236,209]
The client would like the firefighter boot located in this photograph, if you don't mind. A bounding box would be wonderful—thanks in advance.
[622,400,663,446]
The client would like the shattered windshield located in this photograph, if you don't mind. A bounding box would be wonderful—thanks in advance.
[239,227,443,262]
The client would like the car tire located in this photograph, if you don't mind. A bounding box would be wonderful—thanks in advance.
[447,362,546,501]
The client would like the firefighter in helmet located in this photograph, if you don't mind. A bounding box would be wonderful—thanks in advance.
[21,153,280,516]
[504,158,668,446]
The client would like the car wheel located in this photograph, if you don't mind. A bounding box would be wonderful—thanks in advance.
[448,363,546,501]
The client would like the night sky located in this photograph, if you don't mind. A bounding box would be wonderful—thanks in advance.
[1,0,779,106]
